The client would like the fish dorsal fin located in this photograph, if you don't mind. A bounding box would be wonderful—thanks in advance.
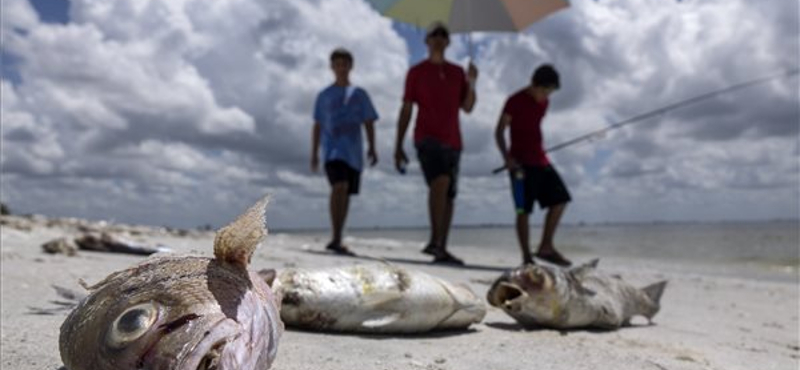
[566,270,596,297]
[571,259,599,276]
[213,195,271,268]
[642,281,668,306]
[361,313,401,328]
[568,259,599,283]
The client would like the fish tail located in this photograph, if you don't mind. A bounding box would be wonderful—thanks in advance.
[438,282,486,328]
[213,195,271,268]
[641,280,668,320]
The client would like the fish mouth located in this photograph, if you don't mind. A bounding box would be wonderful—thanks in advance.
[196,341,225,370]
[487,272,525,308]
[494,282,524,305]
[180,318,240,370]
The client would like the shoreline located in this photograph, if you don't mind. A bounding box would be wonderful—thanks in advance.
[271,218,800,233]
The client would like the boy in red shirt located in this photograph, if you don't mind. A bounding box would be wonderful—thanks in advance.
[394,22,478,265]
[494,64,572,266]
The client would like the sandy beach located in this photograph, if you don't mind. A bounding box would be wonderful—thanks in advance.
[1,215,798,370]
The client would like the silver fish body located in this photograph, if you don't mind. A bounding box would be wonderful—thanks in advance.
[59,197,283,370]
[275,264,486,333]
[487,260,667,329]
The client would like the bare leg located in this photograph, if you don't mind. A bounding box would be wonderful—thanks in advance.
[427,175,450,253]
[426,175,463,264]
[329,182,350,246]
[535,203,571,266]
[440,197,454,252]
[516,213,532,264]
[538,203,565,253]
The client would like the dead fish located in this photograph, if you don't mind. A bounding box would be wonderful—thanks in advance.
[274,263,486,333]
[58,196,283,370]
[487,260,667,329]
[42,237,79,256]
[75,232,172,255]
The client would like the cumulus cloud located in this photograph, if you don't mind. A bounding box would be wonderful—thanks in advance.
[1,0,797,228]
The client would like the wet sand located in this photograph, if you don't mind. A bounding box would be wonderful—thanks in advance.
[1,215,798,370]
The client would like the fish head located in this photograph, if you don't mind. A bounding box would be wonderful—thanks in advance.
[487,265,563,323]
[59,257,282,370]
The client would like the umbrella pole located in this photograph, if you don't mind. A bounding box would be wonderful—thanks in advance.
[466,0,474,61]
[467,32,474,61]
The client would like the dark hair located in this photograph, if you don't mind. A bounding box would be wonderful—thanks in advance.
[532,64,560,89]
[426,27,449,40]
[330,48,353,64]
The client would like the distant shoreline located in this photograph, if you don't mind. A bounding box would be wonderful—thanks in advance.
[272,218,800,234]
[2,212,796,234]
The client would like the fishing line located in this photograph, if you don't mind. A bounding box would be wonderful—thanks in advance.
[492,68,800,174]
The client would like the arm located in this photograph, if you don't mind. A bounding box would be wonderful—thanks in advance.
[311,122,321,172]
[494,113,516,170]
[461,63,478,113]
[394,102,412,172]
[364,120,377,166]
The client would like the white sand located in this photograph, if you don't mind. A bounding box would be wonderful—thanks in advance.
[1,216,798,370]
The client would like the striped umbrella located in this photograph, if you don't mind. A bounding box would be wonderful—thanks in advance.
[365,0,569,33]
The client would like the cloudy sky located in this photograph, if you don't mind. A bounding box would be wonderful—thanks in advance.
[2,0,798,229]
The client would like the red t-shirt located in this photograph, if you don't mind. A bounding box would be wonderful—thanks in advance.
[502,89,550,166]
[403,60,468,150]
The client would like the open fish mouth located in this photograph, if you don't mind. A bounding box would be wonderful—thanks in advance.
[495,283,524,305]
[196,341,226,370]
[179,318,240,370]
[487,274,525,307]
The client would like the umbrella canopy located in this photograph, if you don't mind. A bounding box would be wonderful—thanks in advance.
[366,0,569,33]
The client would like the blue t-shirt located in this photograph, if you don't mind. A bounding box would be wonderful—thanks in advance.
[313,85,378,171]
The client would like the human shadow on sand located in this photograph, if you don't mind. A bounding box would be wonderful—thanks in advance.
[299,249,509,273]
[285,326,481,339]
[484,321,656,335]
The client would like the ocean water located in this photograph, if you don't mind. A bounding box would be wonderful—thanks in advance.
[289,221,799,282]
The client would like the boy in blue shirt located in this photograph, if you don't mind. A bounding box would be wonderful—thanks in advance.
[311,48,379,255]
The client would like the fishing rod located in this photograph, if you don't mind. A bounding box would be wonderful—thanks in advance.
[492,68,800,174]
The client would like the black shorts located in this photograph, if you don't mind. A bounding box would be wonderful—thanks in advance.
[509,165,571,214]
[325,160,360,195]
[415,138,460,199]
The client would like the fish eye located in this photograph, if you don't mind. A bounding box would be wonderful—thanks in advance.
[107,302,158,348]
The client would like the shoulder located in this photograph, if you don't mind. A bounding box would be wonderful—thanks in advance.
[506,90,525,103]
[446,61,464,74]
[408,61,428,75]
[503,90,527,112]
[318,84,336,96]
[353,87,372,100]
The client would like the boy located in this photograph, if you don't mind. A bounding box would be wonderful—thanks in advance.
[311,48,378,255]
[494,64,572,266]
[394,22,478,265]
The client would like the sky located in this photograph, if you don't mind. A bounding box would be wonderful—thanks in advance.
[1,0,798,230]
